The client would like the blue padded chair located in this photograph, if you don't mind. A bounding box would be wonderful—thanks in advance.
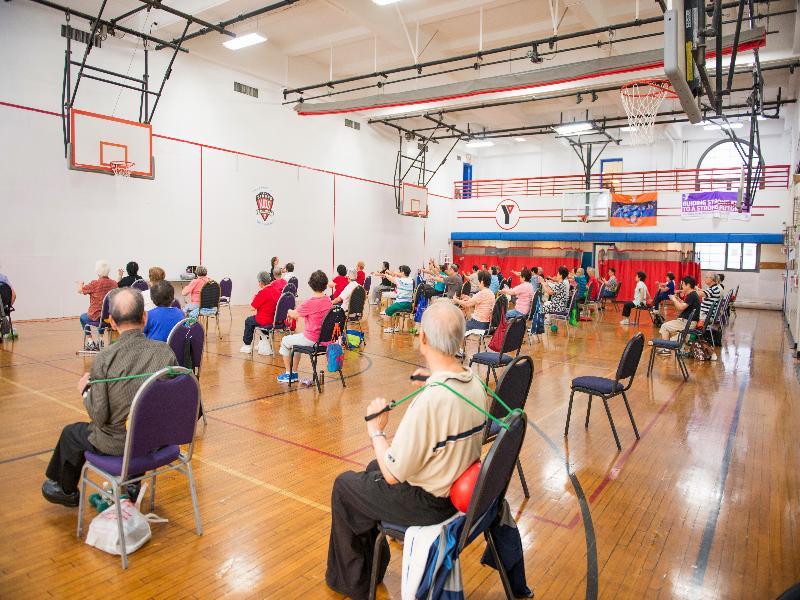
[469,316,527,384]
[566,332,644,451]
[368,412,528,600]
[646,310,696,381]
[76,367,203,569]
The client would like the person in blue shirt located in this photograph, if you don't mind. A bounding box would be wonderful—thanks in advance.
[574,268,588,300]
[143,280,184,342]
[489,267,500,294]
[652,272,676,312]
[422,259,447,296]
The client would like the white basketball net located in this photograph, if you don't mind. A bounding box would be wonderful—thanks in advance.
[109,160,135,179]
[620,80,675,145]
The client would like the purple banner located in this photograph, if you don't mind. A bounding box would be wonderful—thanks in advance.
[681,191,750,220]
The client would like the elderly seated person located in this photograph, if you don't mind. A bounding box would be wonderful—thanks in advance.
[277,270,332,383]
[143,281,184,342]
[117,261,143,288]
[143,266,167,311]
[380,265,415,333]
[332,269,360,312]
[699,273,723,324]
[282,262,296,281]
[239,268,287,356]
[0,265,16,306]
[181,265,210,315]
[325,301,488,599]
[542,266,571,323]
[500,267,534,319]
[425,263,463,299]
[76,260,119,347]
[369,261,393,306]
[41,288,178,506]
[655,275,701,354]
[452,269,494,331]
[652,272,676,312]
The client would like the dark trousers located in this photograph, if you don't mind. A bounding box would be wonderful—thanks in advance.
[622,302,638,317]
[326,460,456,600]
[243,315,267,344]
[653,291,670,310]
[46,422,99,494]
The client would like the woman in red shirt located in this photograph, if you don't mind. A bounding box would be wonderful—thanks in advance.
[76,259,117,334]
[330,264,349,299]
[356,261,366,286]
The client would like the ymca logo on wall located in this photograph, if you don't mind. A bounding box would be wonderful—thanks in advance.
[254,187,276,225]
[495,199,521,230]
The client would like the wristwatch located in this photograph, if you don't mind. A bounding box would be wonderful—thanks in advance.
[370,431,386,440]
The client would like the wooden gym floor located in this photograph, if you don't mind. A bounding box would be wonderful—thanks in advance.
[0,304,798,599]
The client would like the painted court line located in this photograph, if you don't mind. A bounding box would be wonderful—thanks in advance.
[194,455,331,514]
[0,376,85,415]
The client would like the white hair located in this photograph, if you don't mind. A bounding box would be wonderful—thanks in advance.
[421,301,465,356]
[95,260,110,277]
[347,269,357,280]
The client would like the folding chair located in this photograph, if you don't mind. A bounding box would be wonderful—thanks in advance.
[583,282,604,320]
[166,318,207,426]
[218,277,233,321]
[287,276,299,294]
[460,280,471,297]
[345,285,367,338]
[483,355,534,498]
[283,282,297,297]
[0,283,15,341]
[196,280,221,342]
[527,289,544,344]
[388,284,419,334]
[368,412,529,600]
[288,306,347,392]
[76,367,203,569]
[646,313,695,381]
[698,298,723,347]
[78,290,113,356]
[470,316,527,385]
[131,279,149,292]
[566,332,644,451]
[549,287,579,338]
[600,281,621,313]
[252,292,295,358]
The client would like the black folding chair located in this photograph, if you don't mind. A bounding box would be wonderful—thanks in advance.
[566,333,644,450]
[368,412,529,600]
[0,283,14,341]
[464,294,507,358]
[196,280,222,342]
[469,316,528,385]
[646,313,695,381]
[288,306,347,392]
[483,355,534,498]
[346,285,367,338]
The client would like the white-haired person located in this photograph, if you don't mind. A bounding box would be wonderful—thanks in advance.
[699,272,724,324]
[76,260,118,336]
[325,301,488,599]
[181,265,210,315]
[331,269,360,312]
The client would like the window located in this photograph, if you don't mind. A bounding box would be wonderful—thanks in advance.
[695,242,759,272]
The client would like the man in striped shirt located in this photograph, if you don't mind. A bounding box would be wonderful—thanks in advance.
[326,302,488,599]
[699,273,724,323]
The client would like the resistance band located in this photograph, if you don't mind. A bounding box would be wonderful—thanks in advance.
[82,366,186,394]
[364,374,522,431]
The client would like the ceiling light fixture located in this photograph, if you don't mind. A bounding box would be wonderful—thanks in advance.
[702,121,744,131]
[223,33,267,50]
[552,121,596,136]
[620,126,638,132]
[372,0,402,5]
[465,139,494,148]
[514,137,527,142]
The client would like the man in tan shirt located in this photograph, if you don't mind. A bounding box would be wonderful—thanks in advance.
[326,302,488,599]
[42,288,177,507]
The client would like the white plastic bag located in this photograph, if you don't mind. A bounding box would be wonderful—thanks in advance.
[85,483,166,556]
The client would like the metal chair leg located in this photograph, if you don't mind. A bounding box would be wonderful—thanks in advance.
[76,464,88,538]
[150,474,157,513]
[186,461,203,535]
[585,394,593,428]
[288,349,296,388]
[516,459,530,498]
[602,397,622,450]
[621,391,640,439]
[485,529,515,599]
[647,346,656,377]
[368,529,387,600]
[565,390,575,437]
[112,482,129,569]
[312,354,321,392]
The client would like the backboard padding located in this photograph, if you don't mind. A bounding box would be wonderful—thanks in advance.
[70,109,154,178]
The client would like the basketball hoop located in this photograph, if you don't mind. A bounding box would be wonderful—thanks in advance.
[109,160,135,178]
[579,214,589,223]
[620,79,677,145]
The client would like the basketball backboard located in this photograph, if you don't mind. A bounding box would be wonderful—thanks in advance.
[664,0,703,124]
[560,189,611,222]
[401,182,429,217]
[69,109,154,178]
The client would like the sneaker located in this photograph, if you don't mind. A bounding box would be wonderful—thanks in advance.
[239,345,252,354]
[455,349,465,359]
[656,348,671,356]
[257,341,274,356]
[379,311,387,317]
[383,327,395,333]
[276,372,298,383]
[620,319,629,325]
[710,353,718,361]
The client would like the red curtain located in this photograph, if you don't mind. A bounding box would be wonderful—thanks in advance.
[455,253,581,285]
[598,259,701,301]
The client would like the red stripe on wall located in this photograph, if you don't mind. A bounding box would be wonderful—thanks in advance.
[200,146,204,264]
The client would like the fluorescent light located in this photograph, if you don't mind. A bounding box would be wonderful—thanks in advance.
[621,126,638,132]
[514,137,527,142]
[223,33,267,50]
[466,139,494,148]
[372,0,401,4]
[552,121,596,136]
[702,121,743,131]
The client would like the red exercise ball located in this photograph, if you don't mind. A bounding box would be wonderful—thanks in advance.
[450,461,481,513]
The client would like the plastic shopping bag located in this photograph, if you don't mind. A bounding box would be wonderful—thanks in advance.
[85,483,166,556]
